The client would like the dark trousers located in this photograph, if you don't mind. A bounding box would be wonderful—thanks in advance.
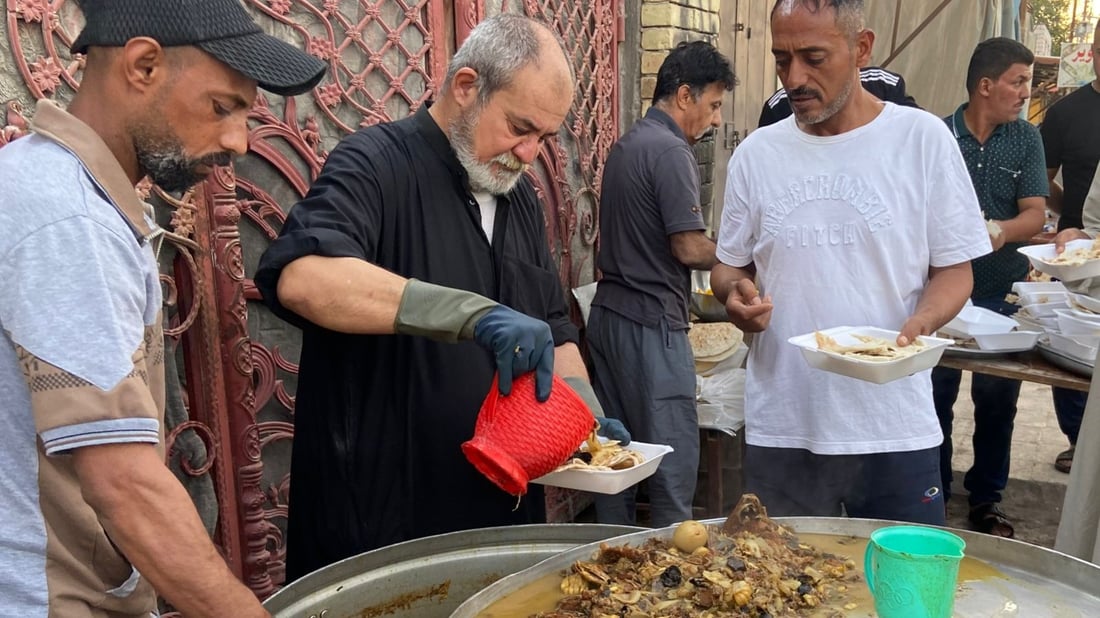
[587,306,699,527]
[933,297,1021,506]
[1052,386,1086,446]
[744,445,946,526]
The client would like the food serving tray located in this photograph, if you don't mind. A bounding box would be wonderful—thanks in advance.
[263,524,642,618]
[530,440,673,495]
[1019,239,1100,282]
[452,517,1100,617]
[942,345,1030,359]
[1037,343,1095,378]
[789,326,951,384]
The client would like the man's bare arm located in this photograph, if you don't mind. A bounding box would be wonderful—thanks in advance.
[896,262,973,346]
[669,230,718,270]
[989,195,1046,250]
[553,342,587,379]
[277,255,407,334]
[73,443,268,617]
[711,262,773,333]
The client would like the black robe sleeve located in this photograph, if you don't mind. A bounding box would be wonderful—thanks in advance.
[255,131,387,329]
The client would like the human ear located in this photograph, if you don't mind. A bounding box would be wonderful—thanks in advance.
[450,67,480,109]
[676,84,695,110]
[120,37,167,93]
[978,76,994,97]
[855,29,875,67]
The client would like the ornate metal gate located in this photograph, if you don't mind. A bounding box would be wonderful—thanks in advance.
[3,0,620,595]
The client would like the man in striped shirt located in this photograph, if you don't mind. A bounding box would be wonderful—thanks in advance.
[758,65,919,128]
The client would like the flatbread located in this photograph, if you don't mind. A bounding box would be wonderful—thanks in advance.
[814,331,923,362]
[694,341,741,364]
[688,322,743,359]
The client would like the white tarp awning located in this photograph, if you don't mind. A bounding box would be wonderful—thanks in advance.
[864,0,1020,117]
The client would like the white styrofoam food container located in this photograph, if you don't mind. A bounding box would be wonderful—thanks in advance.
[940,306,1018,338]
[788,326,952,385]
[1070,306,1100,324]
[1071,293,1100,315]
[1013,312,1060,331]
[1055,309,1100,336]
[1011,314,1046,332]
[972,330,1041,352]
[1012,281,1068,296]
[1018,291,1070,307]
[1018,240,1100,282]
[1024,298,1071,317]
[1047,332,1099,365]
[531,440,673,495]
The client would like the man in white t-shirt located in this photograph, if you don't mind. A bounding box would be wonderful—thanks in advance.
[711,0,991,525]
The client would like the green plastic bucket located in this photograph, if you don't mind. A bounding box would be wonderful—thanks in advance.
[864,525,966,618]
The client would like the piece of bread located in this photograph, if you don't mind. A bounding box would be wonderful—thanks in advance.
[688,322,743,359]
[986,219,1003,239]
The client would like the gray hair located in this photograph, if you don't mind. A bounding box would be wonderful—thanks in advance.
[771,0,864,41]
[442,14,570,106]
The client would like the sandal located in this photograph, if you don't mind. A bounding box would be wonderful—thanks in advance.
[968,502,1015,538]
[1055,446,1075,474]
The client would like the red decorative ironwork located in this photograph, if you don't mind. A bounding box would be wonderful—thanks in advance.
[197,169,280,596]
[5,0,621,595]
[6,0,84,99]
[246,0,447,131]
[169,184,246,579]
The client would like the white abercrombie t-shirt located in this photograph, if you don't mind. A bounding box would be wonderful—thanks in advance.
[717,103,991,455]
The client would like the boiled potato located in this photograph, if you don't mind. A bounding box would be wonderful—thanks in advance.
[672,520,708,552]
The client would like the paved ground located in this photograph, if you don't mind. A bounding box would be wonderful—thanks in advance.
[944,373,1074,548]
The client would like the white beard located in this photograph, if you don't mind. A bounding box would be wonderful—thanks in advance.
[451,106,527,195]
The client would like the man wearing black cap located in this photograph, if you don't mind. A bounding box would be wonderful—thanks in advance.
[0,0,324,615]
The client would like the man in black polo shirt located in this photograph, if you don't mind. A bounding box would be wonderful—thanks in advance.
[255,14,628,580]
[933,37,1048,539]
[588,41,734,527]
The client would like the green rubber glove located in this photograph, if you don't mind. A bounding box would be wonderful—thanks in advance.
[563,377,631,445]
[394,279,556,400]
[393,279,496,342]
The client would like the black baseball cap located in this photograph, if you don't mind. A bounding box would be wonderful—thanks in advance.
[72,0,327,96]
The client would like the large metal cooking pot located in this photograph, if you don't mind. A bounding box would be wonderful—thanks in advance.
[452,517,1100,616]
[263,524,640,618]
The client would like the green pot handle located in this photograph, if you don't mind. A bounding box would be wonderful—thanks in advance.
[864,539,876,595]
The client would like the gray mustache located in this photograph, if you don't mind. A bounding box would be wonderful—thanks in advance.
[788,87,821,100]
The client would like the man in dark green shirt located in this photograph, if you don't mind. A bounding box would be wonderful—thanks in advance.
[933,37,1048,539]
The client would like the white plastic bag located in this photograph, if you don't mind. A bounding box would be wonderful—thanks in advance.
[696,366,745,434]
[572,282,598,326]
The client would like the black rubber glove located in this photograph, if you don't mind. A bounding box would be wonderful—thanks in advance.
[473,305,555,401]
[596,417,631,445]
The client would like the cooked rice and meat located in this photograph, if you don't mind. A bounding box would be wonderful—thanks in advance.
[555,429,645,472]
[534,495,860,617]
[1042,237,1100,266]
